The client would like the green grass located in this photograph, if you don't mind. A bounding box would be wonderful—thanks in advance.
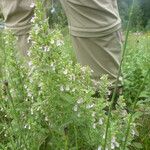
[0,27,150,149]
[124,32,150,150]
[62,31,150,150]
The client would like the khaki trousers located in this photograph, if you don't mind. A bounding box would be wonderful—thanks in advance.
[0,0,50,59]
[60,0,123,86]
[0,0,34,59]
[71,31,122,87]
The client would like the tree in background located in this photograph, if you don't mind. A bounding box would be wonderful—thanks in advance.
[130,0,144,31]
[117,0,150,31]
[48,0,67,28]
[117,0,130,29]
[140,0,150,30]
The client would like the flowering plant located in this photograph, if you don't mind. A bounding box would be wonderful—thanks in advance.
[0,1,141,150]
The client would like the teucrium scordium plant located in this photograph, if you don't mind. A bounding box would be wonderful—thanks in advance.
[0,0,141,150]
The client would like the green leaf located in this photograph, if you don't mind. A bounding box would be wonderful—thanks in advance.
[132,142,143,149]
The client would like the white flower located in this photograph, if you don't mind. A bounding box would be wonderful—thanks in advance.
[30,16,35,23]
[86,103,95,109]
[72,74,76,81]
[91,69,94,73]
[73,105,78,112]
[77,113,81,117]
[31,108,34,115]
[38,83,43,89]
[29,77,33,83]
[77,98,84,104]
[63,69,68,75]
[37,107,40,111]
[107,90,111,96]
[111,143,115,149]
[24,85,28,89]
[121,110,128,117]
[65,85,70,91]
[27,50,31,56]
[33,24,40,34]
[84,89,89,94]
[45,116,48,121]
[103,134,105,139]
[27,36,31,43]
[24,124,27,129]
[30,2,35,8]
[25,98,28,102]
[111,137,116,143]
[56,39,64,47]
[98,118,103,125]
[51,7,56,13]
[81,66,87,73]
[50,63,54,67]
[92,123,96,129]
[131,129,136,136]
[97,146,102,150]
[132,123,136,128]
[111,136,120,149]
[50,63,56,71]
[44,46,50,52]
[115,141,120,148]
[60,85,65,92]
[69,74,76,81]
[92,112,96,117]
[27,92,32,97]
[50,40,55,44]
[72,88,76,92]
[28,61,32,67]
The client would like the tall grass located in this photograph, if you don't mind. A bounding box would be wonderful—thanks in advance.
[103,0,136,149]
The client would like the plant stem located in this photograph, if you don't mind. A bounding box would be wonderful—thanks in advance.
[103,0,135,149]
[5,81,28,149]
[74,125,78,150]
[122,69,150,150]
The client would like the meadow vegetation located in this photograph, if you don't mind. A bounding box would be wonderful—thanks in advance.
[0,0,150,150]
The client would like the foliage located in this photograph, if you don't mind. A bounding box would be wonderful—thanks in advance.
[140,0,150,28]
[145,20,150,31]
[0,1,143,150]
[118,0,140,30]
[122,32,150,149]
[48,0,67,28]
[123,32,150,106]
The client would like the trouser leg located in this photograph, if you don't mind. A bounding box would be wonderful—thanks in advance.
[60,0,123,87]
[0,0,34,59]
[0,0,51,59]
[71,31,122,88]
[16,34,31,58]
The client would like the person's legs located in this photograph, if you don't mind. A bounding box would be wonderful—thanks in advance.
[71,30,122,88]
[16,34,32,57]
[0,0,34,58]
[60,0,123,86]
[0,0,52,59]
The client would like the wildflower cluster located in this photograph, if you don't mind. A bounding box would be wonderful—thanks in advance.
[0,1,142,150]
